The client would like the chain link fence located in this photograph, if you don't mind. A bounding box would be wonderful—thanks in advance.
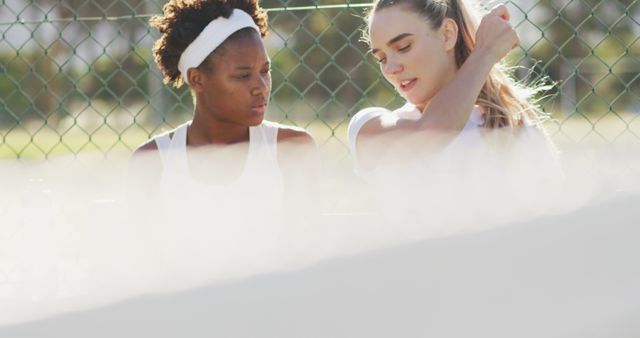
[1,0,639,160]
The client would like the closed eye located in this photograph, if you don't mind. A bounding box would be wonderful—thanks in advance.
[372,52,386,64]
[398,43,411,52]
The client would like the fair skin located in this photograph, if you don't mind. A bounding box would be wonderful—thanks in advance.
[356,4,519,170]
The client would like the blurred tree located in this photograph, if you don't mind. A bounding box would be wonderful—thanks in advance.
[517,0,639,116]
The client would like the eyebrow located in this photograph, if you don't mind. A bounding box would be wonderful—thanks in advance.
[371,33,414,55]
[235,61,271,70]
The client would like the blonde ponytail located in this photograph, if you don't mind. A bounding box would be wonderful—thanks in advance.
[370,0,551,128]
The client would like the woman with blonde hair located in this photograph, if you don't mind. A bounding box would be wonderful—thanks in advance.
[348,0,557,172]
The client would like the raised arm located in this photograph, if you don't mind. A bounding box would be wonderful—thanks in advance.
[357,5,519,170]
[417,4,519,132]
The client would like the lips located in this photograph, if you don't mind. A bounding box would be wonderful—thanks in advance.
[399,78,417,93]
[251,101,267,116]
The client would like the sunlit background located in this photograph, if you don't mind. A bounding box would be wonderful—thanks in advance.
[1,0,639,160]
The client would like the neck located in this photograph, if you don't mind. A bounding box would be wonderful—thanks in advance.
[188,105,250,146]
[416,100,429,113]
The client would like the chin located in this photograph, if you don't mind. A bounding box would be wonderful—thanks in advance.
[407,91,432,110]
[405,96,428,109]
[248,118,264,126]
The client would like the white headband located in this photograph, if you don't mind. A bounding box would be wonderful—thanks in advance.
[178,9,260,85]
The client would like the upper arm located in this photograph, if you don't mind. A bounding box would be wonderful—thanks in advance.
[128,137,162,197]
[349,108,412,173]
[132,138,159,157]
[277,126,318,169]
[131,131,174,166]
[351,111,460,173]
[277,126,316,145]
[354,117,392,173]
[276,126,321,214]
[347,108,387,157]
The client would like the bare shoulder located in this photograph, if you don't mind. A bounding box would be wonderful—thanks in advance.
[275,123,316,147]
[132,138,159,157]
[132,128,177,157]
[359,114,388,135]
[351,108,401,150]
[268,123,319,181]
[352,116,387,173]
[128,134,164,189]
[349,107,385,131]
[348,107,407,173]
[129,135,163,174]
[348,107,397,143]
[276,125,318,170]
[130,132,167,178]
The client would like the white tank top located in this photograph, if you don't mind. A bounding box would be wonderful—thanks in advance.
[346,102,562,223]
[154,121,281,180]
[347,102,484,173]
[147,121,287,276]
[152,120,285,221]
[347,102,559,174]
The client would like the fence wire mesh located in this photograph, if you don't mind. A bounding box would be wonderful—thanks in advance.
[1,0,639,160]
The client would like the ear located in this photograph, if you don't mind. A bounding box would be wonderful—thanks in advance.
[441,18,458,52]
[186,68,206,93]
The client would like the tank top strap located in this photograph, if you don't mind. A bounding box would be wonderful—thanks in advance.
[155,122,189,174]
[154,133,171,167]
[256,120,280,145]
[249,120,280,158]
[170,123,189,151]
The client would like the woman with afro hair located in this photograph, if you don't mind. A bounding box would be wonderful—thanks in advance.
[132,0,319,227]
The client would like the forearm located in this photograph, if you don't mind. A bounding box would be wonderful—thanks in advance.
[419,49,496,131]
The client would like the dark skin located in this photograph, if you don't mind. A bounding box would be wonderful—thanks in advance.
[133,29,317,187]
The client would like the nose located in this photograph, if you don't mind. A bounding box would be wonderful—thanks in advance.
[382,59,403,76]
[251,74,270,96]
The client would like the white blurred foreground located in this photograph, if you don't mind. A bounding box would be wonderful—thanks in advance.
[0,141,639,337]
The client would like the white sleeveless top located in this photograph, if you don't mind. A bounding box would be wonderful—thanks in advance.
[347,102,559,174]
[151,120,285,221]
[346,102,562,223]
[154,121,281,180]
[348,102,483,173]
[146,121,290,277]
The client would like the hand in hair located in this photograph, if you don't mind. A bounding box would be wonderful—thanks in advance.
[474,4,520,64]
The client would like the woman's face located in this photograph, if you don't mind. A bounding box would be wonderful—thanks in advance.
[196,29,271,127]
[369,6,457,111]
